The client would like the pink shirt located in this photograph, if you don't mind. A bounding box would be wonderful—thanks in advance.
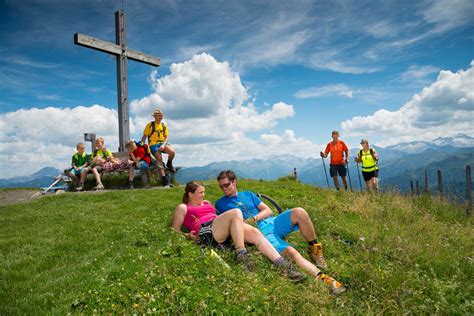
[182,201,218,236]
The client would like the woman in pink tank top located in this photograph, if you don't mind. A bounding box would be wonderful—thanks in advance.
[172,181,254,270]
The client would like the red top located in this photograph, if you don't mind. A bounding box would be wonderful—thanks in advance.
[324,140,348,165]
[182,201,218,236]
[131,146,151,165]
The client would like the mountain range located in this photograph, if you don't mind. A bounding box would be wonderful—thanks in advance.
[1,134,473,198]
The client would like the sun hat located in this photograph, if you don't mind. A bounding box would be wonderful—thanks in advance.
[152,109,163,116]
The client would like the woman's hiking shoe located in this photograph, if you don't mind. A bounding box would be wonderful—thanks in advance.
[274,257,307,282]
[310,243,328,269]
[94,184,104,190]
[235,250,254,272]
[318,273,346,295]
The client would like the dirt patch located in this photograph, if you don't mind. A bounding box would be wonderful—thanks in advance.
[0,189,43,206]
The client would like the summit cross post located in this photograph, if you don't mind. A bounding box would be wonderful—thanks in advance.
[74,10,160,152]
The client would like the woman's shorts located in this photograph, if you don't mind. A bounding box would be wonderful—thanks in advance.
[362,169,378,182]
[197,220,232,248]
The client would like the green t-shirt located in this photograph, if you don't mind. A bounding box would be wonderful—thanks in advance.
[72,152,88,167]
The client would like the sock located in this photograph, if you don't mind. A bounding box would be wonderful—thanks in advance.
[273,257,285,266]
[235,248,247,256]
[308,239,318,246]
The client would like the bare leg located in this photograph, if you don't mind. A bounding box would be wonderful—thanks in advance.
[290,207,317,242]
[341,176,348,190]
[163,145,175,161]
[372,177,379,192]
[332,176,340,189]
[92,168,103,185]
[212,209,245,249]
[282,246,320,277]
[365,180,371,192]
[243,224,280,262]
[128,164,135,181]
[153,152,165,177]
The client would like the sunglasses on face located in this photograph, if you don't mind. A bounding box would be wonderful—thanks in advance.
[219,181,233,189]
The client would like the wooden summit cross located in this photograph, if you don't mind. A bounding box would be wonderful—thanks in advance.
[74,10,160,152]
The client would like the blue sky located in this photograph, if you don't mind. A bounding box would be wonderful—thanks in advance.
[0,0,473,178]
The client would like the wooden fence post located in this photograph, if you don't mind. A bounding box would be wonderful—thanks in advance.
[424,170,429,193]
[467,165,472,216]
[410,180,414,195]
[437,170,443,198]
[293,167,297,180]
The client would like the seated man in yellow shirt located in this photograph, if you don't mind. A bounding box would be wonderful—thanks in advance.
[141,109,176,187]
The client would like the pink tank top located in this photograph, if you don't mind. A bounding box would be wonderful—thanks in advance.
[182,201,218,236]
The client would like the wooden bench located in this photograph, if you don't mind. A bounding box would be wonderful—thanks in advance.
[91,152,179,187]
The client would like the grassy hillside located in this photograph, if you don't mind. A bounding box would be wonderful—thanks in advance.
[1,179,473,314]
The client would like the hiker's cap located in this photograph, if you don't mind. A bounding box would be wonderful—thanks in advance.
[360,139,369,144]
[152,109,163,116]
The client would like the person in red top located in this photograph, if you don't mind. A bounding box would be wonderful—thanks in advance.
[320,130,349,190]
[124,140,152,189]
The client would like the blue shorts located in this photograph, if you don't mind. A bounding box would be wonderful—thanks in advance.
[150,143,164,155]
[258,209,299,253]
[137,160,150,171]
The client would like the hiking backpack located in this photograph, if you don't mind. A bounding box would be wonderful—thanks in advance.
[147,121,167,141]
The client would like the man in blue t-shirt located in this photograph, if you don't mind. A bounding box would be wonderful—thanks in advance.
[215,170,346,295]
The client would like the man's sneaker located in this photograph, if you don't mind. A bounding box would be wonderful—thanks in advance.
[310,243,328,269]
[166,160,176,173]
[235,250,254,272]
[318,273,346,295]
[75,185,84,191]
[274,257,307,282]
[124,181,134,190]
[94,183,104,190]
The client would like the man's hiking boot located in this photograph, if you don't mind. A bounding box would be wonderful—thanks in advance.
[124,181,134,190]
[94,183,104,190]
[318,273,346,295]
[235,250,254,272]
[166,160,176,173]
[310,243,328,269]
[161,176,170,188]
[274,257,307,282]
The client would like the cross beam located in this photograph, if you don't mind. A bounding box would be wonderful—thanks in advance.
[74,10,160,152]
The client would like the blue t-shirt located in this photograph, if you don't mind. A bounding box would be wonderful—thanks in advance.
[215,191,275,229]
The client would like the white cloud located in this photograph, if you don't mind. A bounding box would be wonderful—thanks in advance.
[398,64,440,84]
[341,61,474,145]
[0,105,121,177]
[294,84,354,99]
[1,53,320,178]
[131,53,295,145]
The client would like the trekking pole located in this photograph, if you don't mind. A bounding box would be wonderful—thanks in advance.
[356,162,363,191]
[346,162,353,191]
[321,157,330,189]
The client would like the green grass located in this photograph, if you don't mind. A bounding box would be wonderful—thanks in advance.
[1,179,473,314]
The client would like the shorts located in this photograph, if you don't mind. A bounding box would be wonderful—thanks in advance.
[150,143,169,155]
[258,209,299,253]
[330,164,347,177]
[362,169,378,182]
[69,167,89,176]
[197,220,232,248]
[137,160,150,171]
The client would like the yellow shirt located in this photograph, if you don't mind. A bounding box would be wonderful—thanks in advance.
[143,121,168,145]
